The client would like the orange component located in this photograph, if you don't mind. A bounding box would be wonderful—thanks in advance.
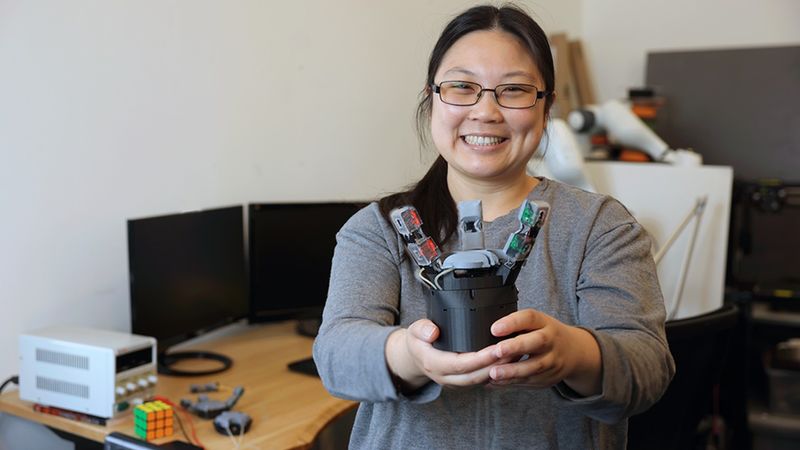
[631,104,659,119]
[618,149,652,162]
[590,133,609,146]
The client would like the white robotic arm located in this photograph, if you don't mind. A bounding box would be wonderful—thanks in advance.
[528,99,702,190]
[528,117,596,192]
[567,99,702,165]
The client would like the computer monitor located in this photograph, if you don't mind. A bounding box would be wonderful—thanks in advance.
[645,46,800,182]
[127,205,248,376]
[248,202,364,332]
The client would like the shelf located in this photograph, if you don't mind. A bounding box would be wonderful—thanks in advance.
[751,302,800,327]
[748,409,800,435]
[748,400,800,450]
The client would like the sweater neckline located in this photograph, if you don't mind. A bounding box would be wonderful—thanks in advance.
[483,177,549,228]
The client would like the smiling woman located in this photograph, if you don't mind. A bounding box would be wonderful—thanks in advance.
[430,29,548,211]
[313,4,675,450]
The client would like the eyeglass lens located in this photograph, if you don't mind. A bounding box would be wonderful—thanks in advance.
[438,81,541,108]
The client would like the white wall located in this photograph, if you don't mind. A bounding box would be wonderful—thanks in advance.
[5,0,795,391]
[582,0,800,101]
[2,3,796,445]
[0,0,581,386]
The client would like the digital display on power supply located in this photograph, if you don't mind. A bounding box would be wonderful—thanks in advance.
[116,347,153,373]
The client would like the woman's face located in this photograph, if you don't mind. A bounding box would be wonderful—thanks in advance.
[431,30,547,185]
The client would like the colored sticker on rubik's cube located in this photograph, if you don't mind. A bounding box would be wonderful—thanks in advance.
[134,400,174,441]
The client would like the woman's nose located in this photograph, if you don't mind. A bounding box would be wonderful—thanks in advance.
[468,91,503,122]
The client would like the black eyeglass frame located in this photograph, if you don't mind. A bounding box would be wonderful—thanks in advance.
[432,80,552,109]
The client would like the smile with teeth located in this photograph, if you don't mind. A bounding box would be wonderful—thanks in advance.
[463,135,507,146]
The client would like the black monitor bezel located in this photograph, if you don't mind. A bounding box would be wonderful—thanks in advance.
[246,201,365,324]
[127,205,249,351]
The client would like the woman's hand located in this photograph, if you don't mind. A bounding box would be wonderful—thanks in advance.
[488,309,602,396]
[386,319,508,392]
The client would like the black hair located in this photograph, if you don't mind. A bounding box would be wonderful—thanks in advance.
[378,4,555,246]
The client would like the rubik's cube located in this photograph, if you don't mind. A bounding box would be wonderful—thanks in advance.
[134,401,174,441]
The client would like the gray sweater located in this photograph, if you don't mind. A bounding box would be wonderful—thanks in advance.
[313,178,675,449]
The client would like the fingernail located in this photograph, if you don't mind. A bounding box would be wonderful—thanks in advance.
[493,367,504,380]
[492,323,506,335]
[423,325,435,339]
[493,346,503,358]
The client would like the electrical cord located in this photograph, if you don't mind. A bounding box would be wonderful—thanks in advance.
[152,395,204,449]
[226,419,261,450]
[225,422,243,449]
[170,403,192,444]
[0,375,19,394]
[433,268,455,290]
[415,268,437,290]
[158,351,232,377]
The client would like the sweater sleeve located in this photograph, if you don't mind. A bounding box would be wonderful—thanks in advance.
[553,199,676,423]
[313,204,428,402]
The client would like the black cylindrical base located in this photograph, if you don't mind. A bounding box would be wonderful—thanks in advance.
[428,284,518,353]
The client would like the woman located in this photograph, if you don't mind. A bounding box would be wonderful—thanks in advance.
[313,4,674,449]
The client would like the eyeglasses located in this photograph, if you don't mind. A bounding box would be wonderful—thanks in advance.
[432,80,551,109]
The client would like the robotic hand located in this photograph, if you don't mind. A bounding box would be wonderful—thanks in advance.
[390,200,549,352]
[390,200,549,289]
[567,99,702,166]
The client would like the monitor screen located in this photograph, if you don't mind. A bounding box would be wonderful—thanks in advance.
[248,202,364,322]
[128,206,248,350]
[645,46,800,181]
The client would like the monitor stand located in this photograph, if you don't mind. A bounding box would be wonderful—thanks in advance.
[288,356,319,377]
[157,350,233,377]
[296,318,322,338]
[289,318,322,378]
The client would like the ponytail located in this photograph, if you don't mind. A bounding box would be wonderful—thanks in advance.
[378,156,458,247]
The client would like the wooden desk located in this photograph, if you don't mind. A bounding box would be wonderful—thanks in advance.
[0,321,356,449]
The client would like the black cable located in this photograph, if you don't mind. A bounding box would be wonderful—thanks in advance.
[0,375,19,394]
[158,351,232,377]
